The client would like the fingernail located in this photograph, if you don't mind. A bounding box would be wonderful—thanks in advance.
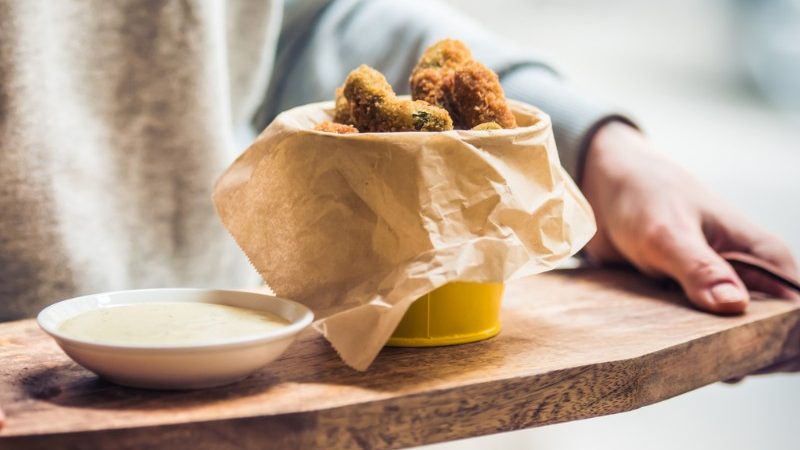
[710,283,746,304]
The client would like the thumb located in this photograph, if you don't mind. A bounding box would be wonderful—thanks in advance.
[640,224,749,314]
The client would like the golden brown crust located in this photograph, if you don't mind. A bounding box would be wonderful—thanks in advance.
[451,61,516,129]
[333,87,354,125]
[471,121,502,130]
[409,67,451,108]
[410,39,516,129]
[409,39,472,110]
[343,65,453,132]
[313,121,359,134]
[414,39,473,70]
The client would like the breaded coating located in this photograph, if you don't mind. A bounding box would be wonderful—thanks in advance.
[313,121,359,134]
[471,121,502,131]
[333,87,353,125]
[410,39,516,129]
[451,61,516,129]
[414,38,472,70]
[409,39,472,108]
[343,65,453,132]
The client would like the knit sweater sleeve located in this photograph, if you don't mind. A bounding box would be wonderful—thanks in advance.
[264,0,636,180]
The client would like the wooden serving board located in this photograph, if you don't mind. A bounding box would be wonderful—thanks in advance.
[2,269,799,450]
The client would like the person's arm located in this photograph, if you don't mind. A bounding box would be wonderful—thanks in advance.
[263,0,628,180]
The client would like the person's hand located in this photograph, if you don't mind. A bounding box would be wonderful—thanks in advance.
[0,404,5,430]
[580,121,799,315]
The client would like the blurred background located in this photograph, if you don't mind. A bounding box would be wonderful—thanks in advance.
[420,0,800,449]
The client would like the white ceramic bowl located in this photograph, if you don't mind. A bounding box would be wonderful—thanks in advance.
[37,288,313,390]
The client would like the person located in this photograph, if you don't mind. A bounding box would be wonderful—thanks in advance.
[0,0,797,427]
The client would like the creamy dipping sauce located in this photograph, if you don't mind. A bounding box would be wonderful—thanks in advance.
[59,302,290,346]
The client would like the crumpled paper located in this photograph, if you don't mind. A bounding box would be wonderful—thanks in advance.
[213,99,596,370]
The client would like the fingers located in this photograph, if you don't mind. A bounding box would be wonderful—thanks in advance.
[737,267,800,301]
[0,405,4,430]
[756,239,799,275]
[637,222,749,314]
[740,241,799,299]
[708,214,800,299]
[706,208,798,272]
[722,376,744,384]
[723,358,800,383]
[749,359,800,374]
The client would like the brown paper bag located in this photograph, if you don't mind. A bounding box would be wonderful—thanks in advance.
[213,99,596,370]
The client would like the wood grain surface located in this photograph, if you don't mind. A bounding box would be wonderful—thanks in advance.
[1,268,799,450]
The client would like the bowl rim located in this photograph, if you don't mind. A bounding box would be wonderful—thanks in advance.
[36,288,314,352]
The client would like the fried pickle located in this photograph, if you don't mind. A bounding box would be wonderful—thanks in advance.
[451,61,516,129]
[471,121,502,131]
[333,87,353,125]
[343,65,453,132]
[409,39,472,109]
[410,39,516,129]
[313,121,359,134]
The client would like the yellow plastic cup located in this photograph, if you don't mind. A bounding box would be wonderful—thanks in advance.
[386,282,504,347]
